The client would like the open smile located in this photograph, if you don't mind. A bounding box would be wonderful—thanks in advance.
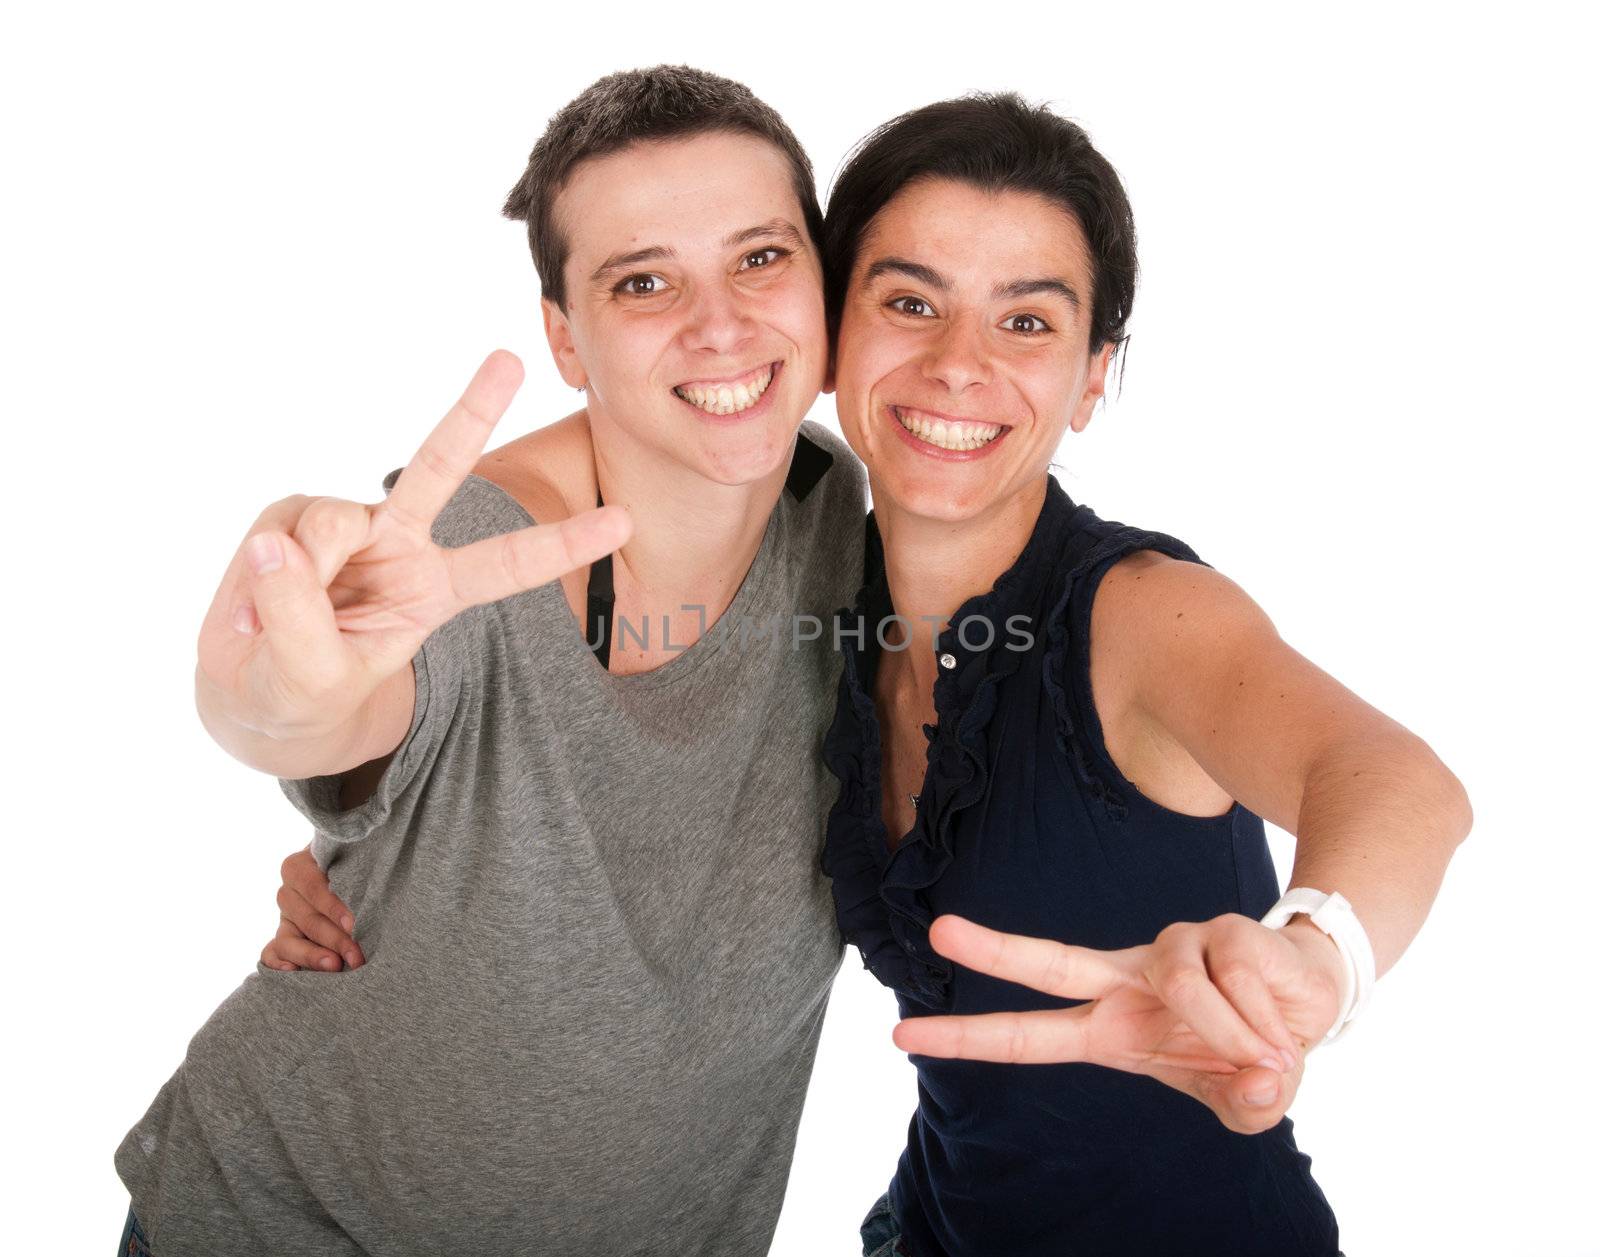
[889,405,1012,458]
[672,362,780,421]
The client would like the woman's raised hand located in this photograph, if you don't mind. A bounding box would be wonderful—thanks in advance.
[197,350,631,743]
[892,913,1346,1135]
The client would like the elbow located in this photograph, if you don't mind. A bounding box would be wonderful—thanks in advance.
[1446,769,1474,847]
[1416,737,1474,848]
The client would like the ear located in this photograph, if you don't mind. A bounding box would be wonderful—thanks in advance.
[1067,342,1116,434]
[541,297,589,391]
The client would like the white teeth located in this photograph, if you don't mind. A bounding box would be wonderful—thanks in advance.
[894,407,1003,451]
[673,365,774,416]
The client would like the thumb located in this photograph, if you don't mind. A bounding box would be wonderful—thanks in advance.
[1212,1062,1293,1135]
[1144,1058,1290,1136]
[240,530,345,690]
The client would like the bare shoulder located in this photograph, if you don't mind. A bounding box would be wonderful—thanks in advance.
[1094,548,1273,647]
[472,409,594,527]
[1087,548,1275,818]
[1092,546,1279,720]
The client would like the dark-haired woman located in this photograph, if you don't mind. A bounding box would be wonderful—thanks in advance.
[819,94,1470,1257]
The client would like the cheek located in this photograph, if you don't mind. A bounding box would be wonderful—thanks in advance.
[834,316,907,410]
[1014,352,1087,420]
[762,277,827,358]
[585,317,676,394]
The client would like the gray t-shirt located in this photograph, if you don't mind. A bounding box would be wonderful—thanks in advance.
[116,421,866,1255]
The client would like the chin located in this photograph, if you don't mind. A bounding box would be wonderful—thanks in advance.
[689,415,801,488]
[878,470,998,523]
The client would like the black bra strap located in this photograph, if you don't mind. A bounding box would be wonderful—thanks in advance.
[585,431,834,668]
[585,485,616,670]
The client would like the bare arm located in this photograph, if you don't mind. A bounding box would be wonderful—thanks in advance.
[1101,551,1473,978]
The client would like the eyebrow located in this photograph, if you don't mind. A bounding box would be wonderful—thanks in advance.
[590,245,675,286]
[862,256,950,291]
[590,219,807,286]
[994,277,1081,311]
[863,256,1082,312]
[723,218,806,251]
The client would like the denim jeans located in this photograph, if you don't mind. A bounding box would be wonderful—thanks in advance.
[118,1204,152,1256]
[860,1188,907,1257]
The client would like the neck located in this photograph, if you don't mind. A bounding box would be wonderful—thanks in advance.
[873,475,1050,696]
[586,409,788,626]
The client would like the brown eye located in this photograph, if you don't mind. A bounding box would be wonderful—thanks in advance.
[1004,313,1051,335]
[741,248,783,269]
[616,273,668,297]
[890,296,935,318]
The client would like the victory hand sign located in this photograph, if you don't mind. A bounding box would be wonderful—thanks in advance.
[197,349,630,748]
[892,912,1347,1135]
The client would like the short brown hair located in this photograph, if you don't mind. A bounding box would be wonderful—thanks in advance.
[502,66,824,309]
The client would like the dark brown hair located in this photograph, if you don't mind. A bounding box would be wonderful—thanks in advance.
[823,93,1137,356]
[502,66,824,309]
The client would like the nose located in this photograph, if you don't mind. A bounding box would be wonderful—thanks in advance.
[680,278,758,358]
[919,312,991,394]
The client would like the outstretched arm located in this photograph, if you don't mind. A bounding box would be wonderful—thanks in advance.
[895,552,1472,1132]
[1100,551,1473,981]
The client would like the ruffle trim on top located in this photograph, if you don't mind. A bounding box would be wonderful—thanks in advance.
[823,482,1091,1009]
[1041,522,1211,827]
[1039,527,1139,825]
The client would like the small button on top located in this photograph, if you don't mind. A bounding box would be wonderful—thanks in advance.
[938,652,958,670]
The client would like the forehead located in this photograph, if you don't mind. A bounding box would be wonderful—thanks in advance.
[555,131,805,268]
[856,178,1093,289]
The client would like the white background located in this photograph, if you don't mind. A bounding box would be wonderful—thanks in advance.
[4,3,1596,1253]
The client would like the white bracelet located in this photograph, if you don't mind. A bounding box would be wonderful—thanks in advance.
[1261,888,1376,1044]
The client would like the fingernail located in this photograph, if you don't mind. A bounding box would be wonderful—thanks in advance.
[319,956,338,971]
[1245,1083,1277,1106]
[341,914,354,931]
[246,533,282,574]
[1256,1056,1286,1074]
[232,602,258,634]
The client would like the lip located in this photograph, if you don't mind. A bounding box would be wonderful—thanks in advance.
[887,404,1012,461]
[673,362,778,390]
[671,360,782,425]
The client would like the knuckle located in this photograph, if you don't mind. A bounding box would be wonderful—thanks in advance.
[1039,947,1072,995]
[499,535,526,594]
[275,885,294,912]
[296,498,344,546]
[257,495,311,527]
[1156,921,1195,947]
[1159,964,1208,1004]
[307,921,339,949]
[1211,959,1258,992]
[414,441,459,487]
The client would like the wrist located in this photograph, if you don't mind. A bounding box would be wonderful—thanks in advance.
[1280,917,1346,1009]
[1262,887,1377,1044]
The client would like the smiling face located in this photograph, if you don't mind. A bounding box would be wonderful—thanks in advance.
[834,177,1114,522]
[542,131,827,488]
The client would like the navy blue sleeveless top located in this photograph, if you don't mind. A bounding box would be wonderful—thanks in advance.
[821,476,1341,1257]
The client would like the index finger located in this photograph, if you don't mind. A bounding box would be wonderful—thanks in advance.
[894,1010,1243,1071]
[927,914,1138,1001]
[383,350,525,533]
